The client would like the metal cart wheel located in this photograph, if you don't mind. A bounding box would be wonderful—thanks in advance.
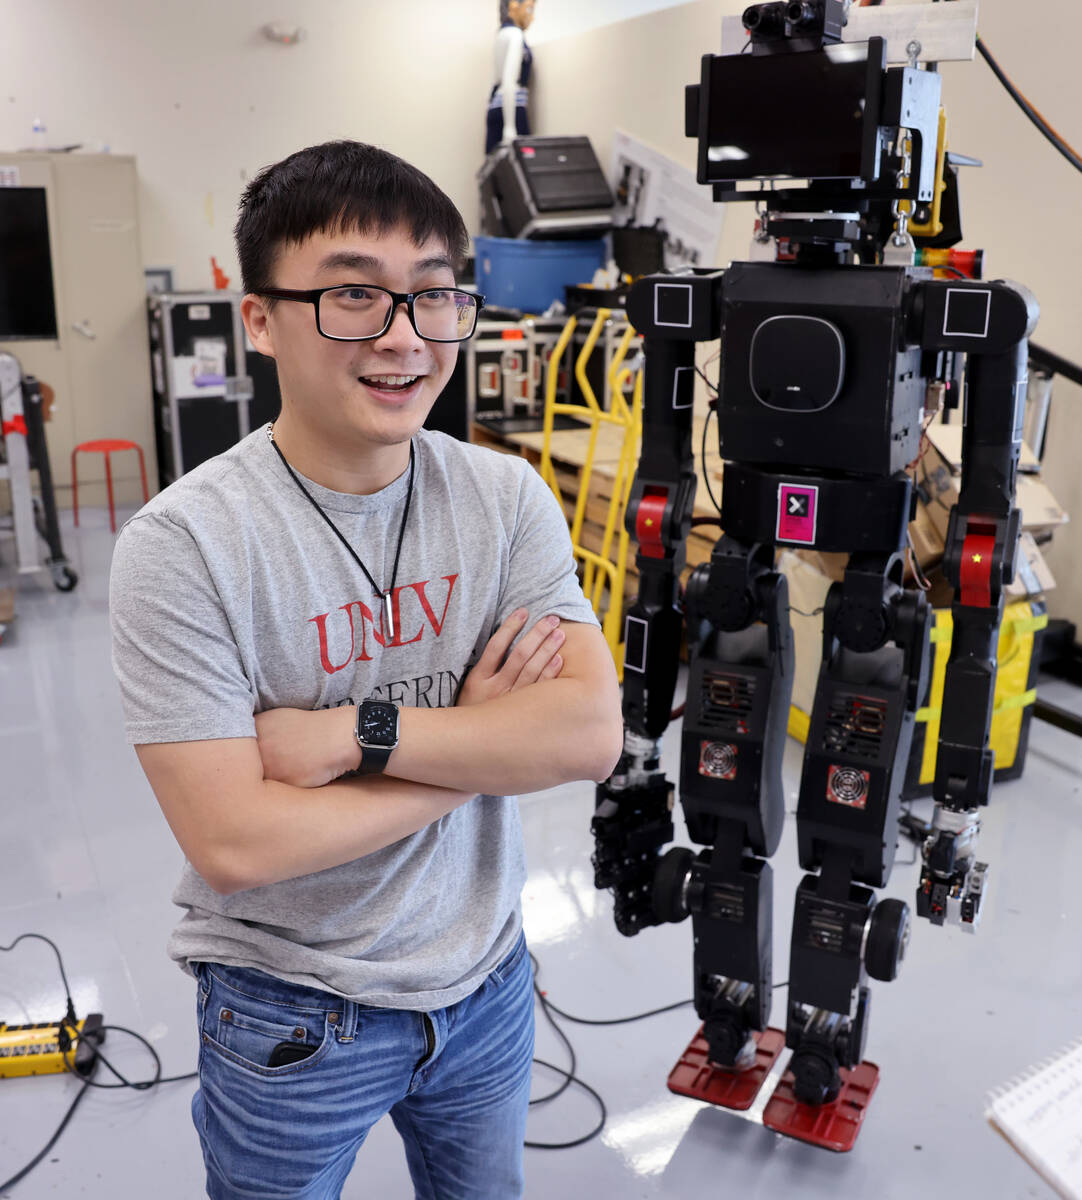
[50,561,78,592]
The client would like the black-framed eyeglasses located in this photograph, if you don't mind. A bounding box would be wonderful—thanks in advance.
[256,284,486,343]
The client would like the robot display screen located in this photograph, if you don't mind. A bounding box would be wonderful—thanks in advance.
[700,44,874,183]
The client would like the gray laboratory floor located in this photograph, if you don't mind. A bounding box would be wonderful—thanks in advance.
[1,504,1079,1199]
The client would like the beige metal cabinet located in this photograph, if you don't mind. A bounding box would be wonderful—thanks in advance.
[0,152,156,511]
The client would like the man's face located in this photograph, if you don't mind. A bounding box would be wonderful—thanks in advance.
[243,224,460,453]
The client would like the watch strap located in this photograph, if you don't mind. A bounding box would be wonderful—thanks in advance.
[353,743,394,775]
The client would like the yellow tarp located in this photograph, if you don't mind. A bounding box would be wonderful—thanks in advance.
[914,600,1047,780]
[786,600,1047,781]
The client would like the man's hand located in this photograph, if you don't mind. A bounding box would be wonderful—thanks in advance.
[254,611,566,787]
[254,706,357,789]
[456,609,565,708]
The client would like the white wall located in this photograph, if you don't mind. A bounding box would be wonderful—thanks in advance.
[531,0,1082,624]
[529,0,700,43]
[0,0,500,290]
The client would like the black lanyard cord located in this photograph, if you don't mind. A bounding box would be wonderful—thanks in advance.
[268,431,416,613]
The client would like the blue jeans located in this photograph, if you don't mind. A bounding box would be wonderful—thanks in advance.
[190,933,534,1199]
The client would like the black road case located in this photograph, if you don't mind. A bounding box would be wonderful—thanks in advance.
[148,291,280,486]
[479,136,614,239]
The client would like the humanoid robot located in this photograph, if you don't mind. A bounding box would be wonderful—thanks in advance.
[486,0,535,155]
[591,0,1037,1149]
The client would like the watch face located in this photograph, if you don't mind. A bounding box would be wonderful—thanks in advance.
[361,704,398,746]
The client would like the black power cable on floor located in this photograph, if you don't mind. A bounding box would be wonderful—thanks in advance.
[525,953,694,1150]
[0,934,700,1185]
[0,934,198,1196]
[0,1075,93,1194]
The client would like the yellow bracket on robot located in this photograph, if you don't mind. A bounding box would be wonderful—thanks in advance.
[902,107,948,238]
[540,310,642,679]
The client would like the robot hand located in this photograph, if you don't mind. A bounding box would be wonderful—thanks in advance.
[592,733,675,937]
[916,806,988,931]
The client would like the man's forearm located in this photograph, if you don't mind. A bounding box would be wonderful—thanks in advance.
[217,774,474,895]
[252,625,624,799]
[388,678,623,795]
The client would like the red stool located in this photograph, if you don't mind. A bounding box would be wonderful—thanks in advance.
[71,439,149,534]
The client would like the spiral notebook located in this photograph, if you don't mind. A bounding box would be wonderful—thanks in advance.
[985,1038,1082,1199]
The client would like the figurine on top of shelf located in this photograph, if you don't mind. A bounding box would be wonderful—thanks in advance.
[486,0,535,155]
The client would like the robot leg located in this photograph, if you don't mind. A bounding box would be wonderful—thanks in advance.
[655,536,793,1070]
[783,553,930,1107]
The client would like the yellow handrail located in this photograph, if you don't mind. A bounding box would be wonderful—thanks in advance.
[591,333,640,609]
[539,316,578,512]
[567,310,610,553]
[539,308,643,677]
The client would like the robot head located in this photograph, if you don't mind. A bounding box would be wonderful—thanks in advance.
[685,0,947,256]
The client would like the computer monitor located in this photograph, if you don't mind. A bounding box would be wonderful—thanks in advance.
[0,187,59,340]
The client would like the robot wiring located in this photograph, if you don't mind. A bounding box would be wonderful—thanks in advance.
[975,35,1082,175]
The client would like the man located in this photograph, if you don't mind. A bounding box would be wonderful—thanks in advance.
[110,140,623,1199]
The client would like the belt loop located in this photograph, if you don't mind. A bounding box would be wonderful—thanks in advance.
[335,1000,358,1043]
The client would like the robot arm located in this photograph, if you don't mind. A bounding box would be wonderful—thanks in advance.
[911,278,1039,928]
[591,272,724,936]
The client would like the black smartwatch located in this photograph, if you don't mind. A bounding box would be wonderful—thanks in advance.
[354,700,400,774]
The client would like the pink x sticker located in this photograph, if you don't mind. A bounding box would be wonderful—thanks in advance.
[776,483,819,545]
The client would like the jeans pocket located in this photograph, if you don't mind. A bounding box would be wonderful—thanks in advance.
[200,977,332,1078]
[216,1006,306,1062]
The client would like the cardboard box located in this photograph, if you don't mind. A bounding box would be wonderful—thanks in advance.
[926,422,1041,473]
[919,428,1069,538]
[907,498,945,576]
[1006,530,1057,599]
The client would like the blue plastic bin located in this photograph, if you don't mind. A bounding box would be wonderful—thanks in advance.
[473,237,607,314]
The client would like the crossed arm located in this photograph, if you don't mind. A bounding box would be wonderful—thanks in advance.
[136,613,623,896]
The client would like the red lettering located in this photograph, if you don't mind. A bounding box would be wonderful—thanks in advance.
[386,586,424,647]
[409,575,458,638]
[309,575,457,672]
[350,600,386,662]
[308,606,356,675]
[309,599,389,673]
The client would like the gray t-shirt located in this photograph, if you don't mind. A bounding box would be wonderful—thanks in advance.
[109,425,597,1009]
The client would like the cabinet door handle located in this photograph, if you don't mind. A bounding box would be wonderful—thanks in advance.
[72,320,97,340]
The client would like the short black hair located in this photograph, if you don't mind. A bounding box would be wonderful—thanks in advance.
[235,140,469,294]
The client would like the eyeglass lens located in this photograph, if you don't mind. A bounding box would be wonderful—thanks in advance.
[318,286,479,341]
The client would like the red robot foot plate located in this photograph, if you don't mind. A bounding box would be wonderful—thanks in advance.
[667,1026,786,1111]
[762,1060,880,1151]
